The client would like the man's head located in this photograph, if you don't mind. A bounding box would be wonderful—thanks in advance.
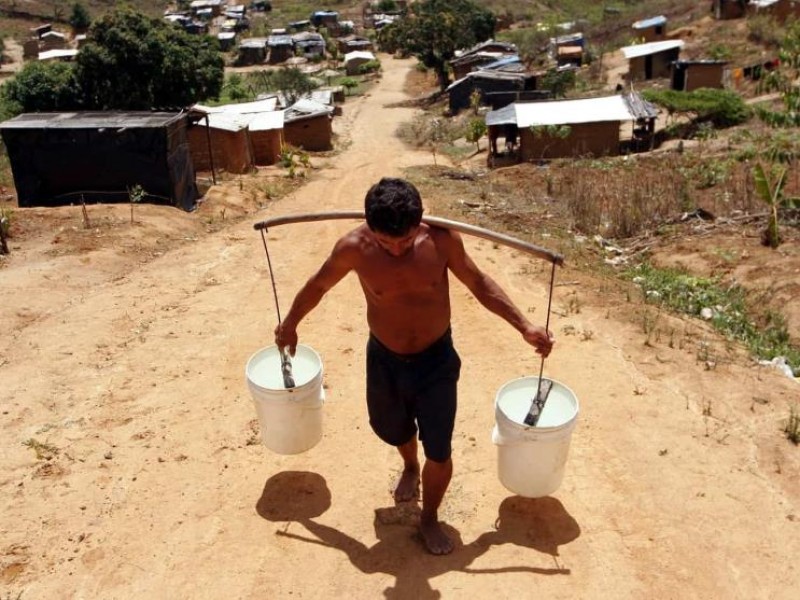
[364,178,423,237]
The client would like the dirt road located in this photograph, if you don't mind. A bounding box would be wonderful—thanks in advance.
[1,56,798,599]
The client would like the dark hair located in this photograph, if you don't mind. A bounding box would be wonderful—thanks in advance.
[364,177,423,236]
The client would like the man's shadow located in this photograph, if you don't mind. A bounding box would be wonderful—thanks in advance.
[256,472,580,600]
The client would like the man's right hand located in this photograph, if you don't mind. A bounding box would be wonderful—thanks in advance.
[274,323,298,356]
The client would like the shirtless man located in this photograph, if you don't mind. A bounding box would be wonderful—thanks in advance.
[275,177,553,555]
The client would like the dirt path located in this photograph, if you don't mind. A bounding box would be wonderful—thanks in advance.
[1,56,798,599]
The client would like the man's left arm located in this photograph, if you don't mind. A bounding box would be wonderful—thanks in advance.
[443,230,553,357]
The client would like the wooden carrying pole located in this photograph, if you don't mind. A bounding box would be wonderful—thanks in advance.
[253,211,564,265]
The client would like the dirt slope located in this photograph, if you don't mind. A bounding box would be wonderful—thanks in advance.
[1,56,798,599]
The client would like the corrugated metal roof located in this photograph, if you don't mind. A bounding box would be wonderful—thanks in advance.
[485,94,656,128]
[485,103,516,127]
[446,70,528,91]
[477,55,520,70]
[201,112,251,132]
[267,35,293,46]
[551,32,584,45]
[632,15,667,29]
[344,50,375,62]
[241,37,268,48]
[38,49,79,61]
[284,98,333,122]
[454,39,517,59]
[248,111,284,131]
[0,112,184,129]
[193,98,278,115]
[621,39,684,59]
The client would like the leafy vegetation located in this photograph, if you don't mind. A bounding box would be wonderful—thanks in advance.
[642,88,751,129]
[0,8,224,114]
[626,262,800,374]
[379,0,495,89]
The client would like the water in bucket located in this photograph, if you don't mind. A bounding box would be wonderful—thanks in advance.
[245,345,324,455]
[492,376,579,498]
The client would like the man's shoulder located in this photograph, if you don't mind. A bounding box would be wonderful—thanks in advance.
[333,224,373,255]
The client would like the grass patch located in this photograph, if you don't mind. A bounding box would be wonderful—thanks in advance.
[626,262,800,374]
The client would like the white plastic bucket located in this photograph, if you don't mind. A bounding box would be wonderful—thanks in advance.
[492,376,579,498]
[245,344,325,455]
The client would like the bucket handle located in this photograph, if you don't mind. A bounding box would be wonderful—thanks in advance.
[525,260,557,426]
[259,228,296,389]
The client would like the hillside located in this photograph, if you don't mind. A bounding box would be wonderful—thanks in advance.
[1,52,799,599]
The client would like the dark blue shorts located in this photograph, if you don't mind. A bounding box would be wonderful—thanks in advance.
[366,328,461,462]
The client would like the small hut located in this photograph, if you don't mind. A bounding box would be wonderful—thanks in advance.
[0,112,198,210]
[344,50,376,75]
[267,34,294,64]
[621,39,684,81]
[671,60,727,91]
[632,15,667,43]
[237,38,267,65]
[283,99,334,151]
[188,112,254,174]
[485,93,659,161]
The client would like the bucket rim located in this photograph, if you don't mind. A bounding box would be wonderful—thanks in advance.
[495,375,579,430]
[245,343,324,390]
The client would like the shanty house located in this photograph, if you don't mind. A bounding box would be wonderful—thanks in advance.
[248,111,284,165]
[187,112,254,174]
[217,31,237,51]
[40,30,67,51]
[344,50,376,75]
[337,35,373,55]
[450,40,517,80]
[632,15,667,43]
[310,10,339,29]
[190,0,224,17]
[292,31,326,57]
[621,39,684,81]
[0,112,198,210]
[237,37,268,65]
[283,99,334,151]
[446,71,539,114]
[549,33,584,67]
[485,93,659,161]
[268,34,294,63]
[671,60,727,91]
[192,99,283,166]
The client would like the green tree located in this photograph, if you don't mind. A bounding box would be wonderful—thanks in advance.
[465,117,487,151]
[269,68,318,105]
[69,2,92,33]
[387,0,495,90]
[0,60,82,114]
[76,9,223,110]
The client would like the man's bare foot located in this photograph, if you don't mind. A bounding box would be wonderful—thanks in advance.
[394,466,420,502]
[419,516,454,555]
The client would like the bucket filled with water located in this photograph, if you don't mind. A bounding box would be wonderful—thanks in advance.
[492,376,579,498]
[245,345,324,455]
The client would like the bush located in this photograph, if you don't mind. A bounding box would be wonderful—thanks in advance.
[642,88,751,128]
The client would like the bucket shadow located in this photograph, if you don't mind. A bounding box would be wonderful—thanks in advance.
[271,496,578,599]
[464,495,581,574]
[255,471,331,521]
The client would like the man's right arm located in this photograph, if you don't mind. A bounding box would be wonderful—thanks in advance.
[275,237,356,354]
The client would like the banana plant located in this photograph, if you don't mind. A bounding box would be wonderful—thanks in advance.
[753,162,799,248]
